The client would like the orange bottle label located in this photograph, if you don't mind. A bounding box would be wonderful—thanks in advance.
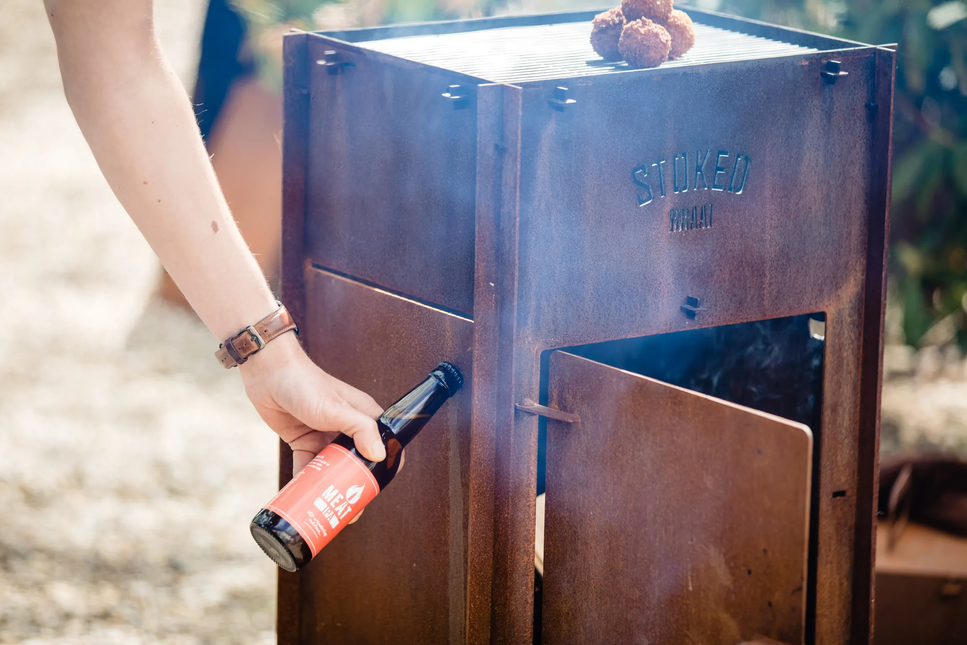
[264,443,380,556]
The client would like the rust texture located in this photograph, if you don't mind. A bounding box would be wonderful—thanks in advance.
[508,50,885,645]
[468,82,523,645]
[299,268,473,644]
[304,37,477,316]
[278,9,894,645]
[543,351,812,644]
[853,45,897,645]
[278,32,311,645]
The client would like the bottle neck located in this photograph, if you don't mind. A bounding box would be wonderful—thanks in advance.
[379,373,451,448]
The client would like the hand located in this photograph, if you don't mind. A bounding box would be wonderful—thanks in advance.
[239,332,385,475]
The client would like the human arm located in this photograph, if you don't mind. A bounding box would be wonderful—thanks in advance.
[43,0,386,471]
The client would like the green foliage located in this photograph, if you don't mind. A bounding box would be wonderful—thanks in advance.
[716,0,967,347]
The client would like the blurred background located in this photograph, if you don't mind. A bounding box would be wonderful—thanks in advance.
[0,0,964,643]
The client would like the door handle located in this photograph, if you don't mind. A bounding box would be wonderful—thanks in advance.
[515,399,580,424]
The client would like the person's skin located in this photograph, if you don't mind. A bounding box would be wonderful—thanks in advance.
[159,76,283,309]
[43,0,387,474]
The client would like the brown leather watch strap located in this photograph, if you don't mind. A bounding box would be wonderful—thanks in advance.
[215,304,298,369]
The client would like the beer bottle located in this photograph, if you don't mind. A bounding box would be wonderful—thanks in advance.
[250,362,464,571]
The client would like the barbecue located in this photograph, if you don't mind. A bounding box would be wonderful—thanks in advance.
[278,8,895,645]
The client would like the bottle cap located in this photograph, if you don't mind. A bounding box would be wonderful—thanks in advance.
[433,362,464,394]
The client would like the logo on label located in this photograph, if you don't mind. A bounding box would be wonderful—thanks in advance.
[345,484,365,505]
[263,442,380,555]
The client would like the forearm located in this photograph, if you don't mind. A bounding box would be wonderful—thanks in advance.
[48,4,276,341]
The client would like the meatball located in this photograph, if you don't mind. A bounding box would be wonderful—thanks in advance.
[619,18,671,68]
[620,0,673,23]
[590,7,626,61]
[664,9,695,59]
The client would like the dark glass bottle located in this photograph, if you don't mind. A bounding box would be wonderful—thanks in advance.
[250,362,464,572]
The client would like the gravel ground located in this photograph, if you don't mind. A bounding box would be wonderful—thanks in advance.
[0,1,965,643]
[0,2,278,643]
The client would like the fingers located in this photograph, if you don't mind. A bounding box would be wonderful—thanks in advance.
[292,448,317,476]
[309,397,386,462]
[287,429,337,475]
[323,375,383,419]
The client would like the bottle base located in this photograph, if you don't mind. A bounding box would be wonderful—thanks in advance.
[250,522,300,572]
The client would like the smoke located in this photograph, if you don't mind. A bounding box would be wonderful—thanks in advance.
[563,313,825,428]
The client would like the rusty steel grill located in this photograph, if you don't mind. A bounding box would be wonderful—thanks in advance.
[280,8,895,645]
[356,20,819,83]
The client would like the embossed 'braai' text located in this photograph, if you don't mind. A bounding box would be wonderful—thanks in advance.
[670,204,712,232]
[633,149,751,207]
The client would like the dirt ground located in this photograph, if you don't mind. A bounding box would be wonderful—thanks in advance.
[0,1,965,644]
[0,2,278,643]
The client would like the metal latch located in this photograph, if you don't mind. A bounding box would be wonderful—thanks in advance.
[515,399,580,423]
[318,50,354,75]
[548,86,577,112]
[442,84,470,109]
[681,296,703,320]
[821,60,848,84]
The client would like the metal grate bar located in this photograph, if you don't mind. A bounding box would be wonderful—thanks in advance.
[357,21,818,83]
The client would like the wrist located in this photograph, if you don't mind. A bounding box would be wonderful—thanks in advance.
[238,330,304,380]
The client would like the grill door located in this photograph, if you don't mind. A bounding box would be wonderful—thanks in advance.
[542,351,813,645]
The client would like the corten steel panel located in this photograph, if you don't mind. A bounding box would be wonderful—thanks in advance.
[542,351,813,645]
[293,267,473,645]
[853,46,896,645]
[279,33,312,643]
[468,83,524,645]
[514,52,877,346]
[304,37,477,316]
[509,49,887,645]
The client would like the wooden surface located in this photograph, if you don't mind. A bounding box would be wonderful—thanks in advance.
[876,521,967,577]
[542,352,813,645]
[293,268,474,644]
[875,523,967,645]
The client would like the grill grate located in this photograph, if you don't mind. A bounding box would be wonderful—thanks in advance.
[357,22,817,83]
[356,20,818,83]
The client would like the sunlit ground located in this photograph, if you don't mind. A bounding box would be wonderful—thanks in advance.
[0,2,278,643]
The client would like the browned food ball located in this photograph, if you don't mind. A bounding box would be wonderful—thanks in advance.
[664,9,695,59]
[590,7,626,61]
[621,0,673,23]
[619,18,671,68]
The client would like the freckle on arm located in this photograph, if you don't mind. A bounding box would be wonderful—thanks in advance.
[211,220,219,234]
